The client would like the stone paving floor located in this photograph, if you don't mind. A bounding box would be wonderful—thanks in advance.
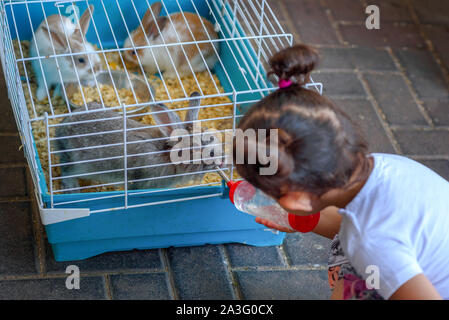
[0,0,448,299]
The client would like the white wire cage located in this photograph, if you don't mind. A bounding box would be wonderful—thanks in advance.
[1,0,323,222]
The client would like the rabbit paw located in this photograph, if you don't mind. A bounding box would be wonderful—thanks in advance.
[52,84,62,100]
[36,85,48,101]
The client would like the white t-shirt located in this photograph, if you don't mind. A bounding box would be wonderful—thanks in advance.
[338,153,449,299]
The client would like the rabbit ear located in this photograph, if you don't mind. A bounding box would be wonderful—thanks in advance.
[151,103,183,137]
[142,2,162,29]
[142,2,166,40]
[78,5,94,36]
[185,92,201,124]
[42,25,67,49]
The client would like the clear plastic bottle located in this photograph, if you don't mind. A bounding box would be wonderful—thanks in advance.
[216,167,320,232]
[232,180,292,229]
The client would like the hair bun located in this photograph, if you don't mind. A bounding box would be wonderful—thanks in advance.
[269,44,319,86]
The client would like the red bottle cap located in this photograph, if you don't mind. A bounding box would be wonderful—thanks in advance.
[227,180,242,204]
[288,211,321,233]
[228,180,256,204]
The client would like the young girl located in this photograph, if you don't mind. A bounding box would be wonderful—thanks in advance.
[234,44,449,300]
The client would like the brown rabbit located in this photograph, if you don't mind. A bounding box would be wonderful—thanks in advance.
[123,1,219,77]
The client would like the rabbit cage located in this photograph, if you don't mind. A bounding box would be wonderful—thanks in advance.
[0,0,323,261]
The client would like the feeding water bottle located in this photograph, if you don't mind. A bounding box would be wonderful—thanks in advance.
[215,167,320,233]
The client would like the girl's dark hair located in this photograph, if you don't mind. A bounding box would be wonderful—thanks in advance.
[233,44,369,199]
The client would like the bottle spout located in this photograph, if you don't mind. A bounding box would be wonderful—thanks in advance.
[215,166,242,203]
[215,166,231,184]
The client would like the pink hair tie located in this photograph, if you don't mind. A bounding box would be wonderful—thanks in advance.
[278,79,293,89]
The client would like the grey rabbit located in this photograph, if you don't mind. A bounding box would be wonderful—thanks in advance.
[55,92,219,193]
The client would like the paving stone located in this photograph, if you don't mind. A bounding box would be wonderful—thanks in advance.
[395,49,449,99]
[368,0,413,22]
[0,69,20,133]
[0,276,106,299]
[266,0,292,33]
[424,25,449,71]
[235,269,330,300]
[167,245,234,300]
[282,0,339,45]
[25,165,36,195]
[0,202,36,275]
[0,94,18,134]
[225,244,284,268]
[411,0,449,25]
[422,99,449,126]
[0,167,28,197]
[0,135,25,164]
[284,232,331,266]
[364,73,428,125]
[0,107,17,133]
[393,130,449,155]
[109,273,171,300]
[317,48,354,70]
[332,98,396,154]
[318,47,396,71]
[323,0,365,22]
[45,245,162,273]
[312,72,365,97]
[340,23,426,50]
[267,0,285,20]
[418,160,449,181]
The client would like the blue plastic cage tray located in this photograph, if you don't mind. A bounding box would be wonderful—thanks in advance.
[4,0,290,261]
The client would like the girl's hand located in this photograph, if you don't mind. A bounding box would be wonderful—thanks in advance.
[255,217,296,233]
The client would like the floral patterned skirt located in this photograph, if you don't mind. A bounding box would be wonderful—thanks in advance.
[327,234,384,300]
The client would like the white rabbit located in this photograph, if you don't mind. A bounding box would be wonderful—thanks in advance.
[123,1,219,78]
[30,5,101,101]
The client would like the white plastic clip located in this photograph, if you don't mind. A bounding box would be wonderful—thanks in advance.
[35,188,90,225]
[39,207,90,225]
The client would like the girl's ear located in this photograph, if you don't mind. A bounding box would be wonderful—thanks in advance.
[278,191,314,213]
